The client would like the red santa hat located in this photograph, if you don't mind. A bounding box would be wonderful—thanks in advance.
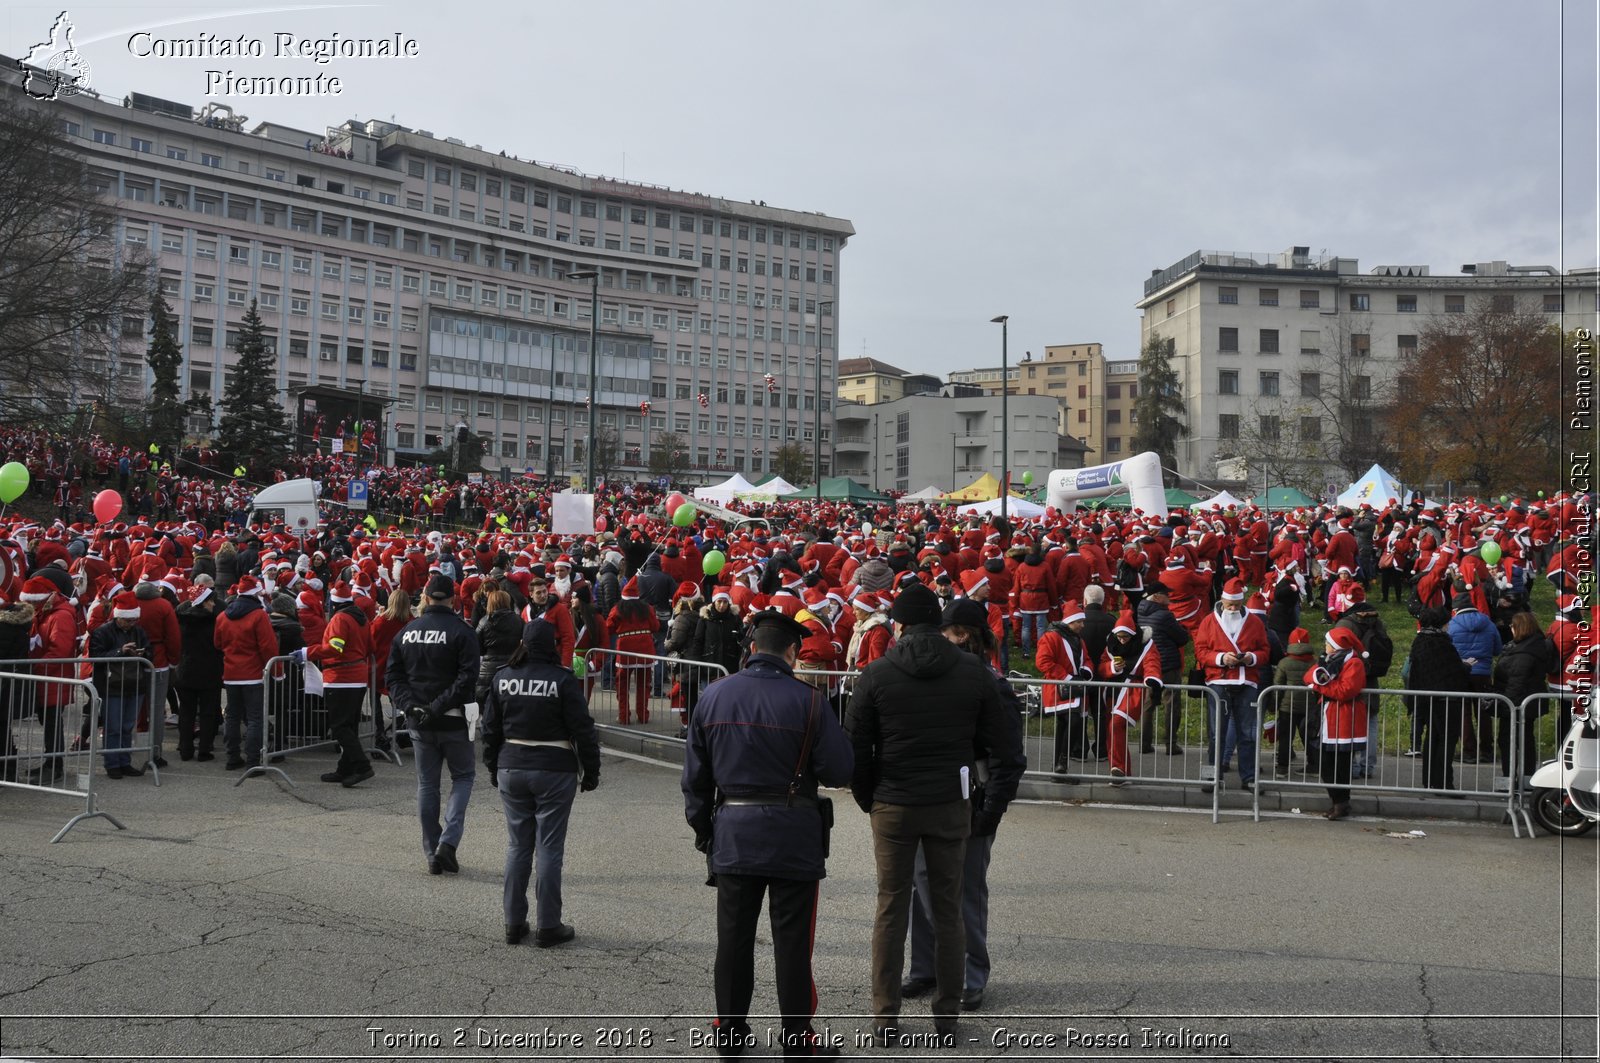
[1325,626,1366,656]
[1060,600,1085,625]
[1112,610,1137,636]
[960,569,989,596]
[187,584,213,606]
[711,590,732,605]
[297,589,323,612]
[329,580,354,603]
[673,580,701,605]
[620,576,640,600]
[1246,593,1267,615]
[555,555,572,569]
[1221,578,1247,601]
[19,576,57,602]
[1557,593,1582,615]
[113,591,142,620]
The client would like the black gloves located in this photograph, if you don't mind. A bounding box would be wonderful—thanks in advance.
[971,807,1002,837]
[1075,667,1093,682]
[694,830,713,853]
[1144,676,1164,692]
[580,774,599,792]
[488,769,498,790]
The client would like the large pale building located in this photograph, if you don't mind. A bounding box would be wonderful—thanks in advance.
[1136,246,1594,487]
[4,59,853,482]
[835,357,940,405]
[834,393,1088,494]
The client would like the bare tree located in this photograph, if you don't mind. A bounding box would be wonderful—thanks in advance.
[1220,397,1328,496]
[0,95,150,426]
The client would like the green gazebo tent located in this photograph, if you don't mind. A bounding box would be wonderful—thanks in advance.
[816,476,891,503]
[1082,488,1200,511]
[1261,486,1318,509]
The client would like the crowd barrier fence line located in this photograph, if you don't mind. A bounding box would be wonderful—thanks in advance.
[580,648,729,730]
[240,654,389,789]
[1508,691,1584,838]
[1252,685,1526,835]
[0,669,128,842]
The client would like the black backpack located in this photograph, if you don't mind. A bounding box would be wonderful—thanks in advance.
[1360,616,1394,679]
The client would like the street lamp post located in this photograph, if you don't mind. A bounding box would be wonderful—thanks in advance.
[569,268,601,492]
[811,302,831,503]
[991,315,1009,522]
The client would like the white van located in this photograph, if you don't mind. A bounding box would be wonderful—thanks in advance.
[248,478,322,533]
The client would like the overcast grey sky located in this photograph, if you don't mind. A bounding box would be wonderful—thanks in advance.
[9,0,1595,375]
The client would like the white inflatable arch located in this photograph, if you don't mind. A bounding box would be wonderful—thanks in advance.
[1045,451,1168,521]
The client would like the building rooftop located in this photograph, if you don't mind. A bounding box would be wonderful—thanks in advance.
[838,357,910,377]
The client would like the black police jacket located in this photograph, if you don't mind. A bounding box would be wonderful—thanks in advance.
[384,603,481,731]
[481,656,601,777]
[682,654,854,881]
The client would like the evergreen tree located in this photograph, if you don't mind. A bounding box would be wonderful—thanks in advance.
[1131,334,1188,483]
[216,299,291,461]
[144,292,185,458]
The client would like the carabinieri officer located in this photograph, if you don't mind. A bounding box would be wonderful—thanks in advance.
[682,610,854,1059]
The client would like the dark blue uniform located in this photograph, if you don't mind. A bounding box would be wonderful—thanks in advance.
[682,651,853,1056]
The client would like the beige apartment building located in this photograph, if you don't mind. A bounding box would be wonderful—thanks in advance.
[1029,343,1141,463]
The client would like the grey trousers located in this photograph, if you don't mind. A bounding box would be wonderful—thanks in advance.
[869,799,969,1025]
[412,728,475,857]
[908,831,996,992]
[498,768,579,930]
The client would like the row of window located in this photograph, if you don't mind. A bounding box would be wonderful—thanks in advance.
[1217,369,1370,399]
[1215,327,1420,356]
[1218,414,1343,443]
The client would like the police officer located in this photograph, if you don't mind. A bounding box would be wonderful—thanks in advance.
[682,610,853,1059]
[386,574,481,875]
[482,618,601,947]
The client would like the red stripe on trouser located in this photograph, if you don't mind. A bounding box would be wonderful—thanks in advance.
[806,881,819,1032]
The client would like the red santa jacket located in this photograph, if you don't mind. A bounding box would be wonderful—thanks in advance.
[213,598,278,684]
[30,598,78,706]
[134,589,181,671]
[527,599,577,665]
[1193,607,1270,684]
[1108,637,1165,727]
[1013,559,1057,614]
[1036,625,1109,712]
[1309,648,1369,744]
[309,604,372,687]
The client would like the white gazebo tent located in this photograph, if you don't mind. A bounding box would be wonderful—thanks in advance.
[1336,464,1405,510]
[901,485,946,502]
[957,496,1047,519]
[757,476,802,496]
[694,473,760,505]
[1190,490,1245,511]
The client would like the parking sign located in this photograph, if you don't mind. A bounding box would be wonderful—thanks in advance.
[347,479,368,511]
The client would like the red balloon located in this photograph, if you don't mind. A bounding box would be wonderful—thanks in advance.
[594,515,608,533]
[93,489,122,524]
[665,492,687,514]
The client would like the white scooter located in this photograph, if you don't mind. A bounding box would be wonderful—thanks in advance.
[1527,705,1599,837]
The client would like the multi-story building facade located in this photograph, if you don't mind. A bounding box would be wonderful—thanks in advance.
[834,393,1088,494]
[5,62,853,482]
[947,365,1020,394]
[1137,246,1594,487]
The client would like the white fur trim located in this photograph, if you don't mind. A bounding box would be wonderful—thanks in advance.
[114,607,141,619]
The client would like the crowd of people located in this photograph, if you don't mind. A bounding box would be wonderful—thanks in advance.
[0,422,1594,1053]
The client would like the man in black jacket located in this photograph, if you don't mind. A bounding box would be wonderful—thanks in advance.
[1079,587,1116,759]
[1135,587,1192,755]
[845,582,1017,1045]
[386,574,482,875]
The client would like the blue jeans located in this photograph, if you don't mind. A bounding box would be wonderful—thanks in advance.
[1211,684,1259,783]
[498,768,579,930]
[411,727,476,857]
[1017,612,1049,655]
[102,694,139,770]
[223,683,264,764]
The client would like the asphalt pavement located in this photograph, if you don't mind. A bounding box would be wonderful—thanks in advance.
[0,744,1594,1063]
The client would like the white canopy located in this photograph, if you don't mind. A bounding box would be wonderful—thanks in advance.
[1190,490,1245,511]
[1336,464,1405,510]
[759,476,802,496]
[956,496,1047,519]
[694,473,759,504]
[901,485,947,501]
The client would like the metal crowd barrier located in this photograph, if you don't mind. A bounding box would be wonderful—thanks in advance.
[240,654,389,789]
[1006,677,1228,820]
[1508,691,1583,836]
[1253,685,1525,834]
[0,670,128,842]
[0,655,159,780]
[580,648,729,736]
[366,659,403,767]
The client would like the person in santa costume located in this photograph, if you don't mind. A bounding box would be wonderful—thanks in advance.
[86,591,153,778]
[1194,578,1270,793]
[1308,626,1370,820]
[1035,600,1109,776]
[845,592,892,671]
[1104,610,1166,783]
[23,575,77,785]
[607,577,659,725]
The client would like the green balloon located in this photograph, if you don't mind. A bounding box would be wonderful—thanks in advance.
[1538,490,1546,498]
[673,502,696,527]
[1499,495,1509,504]
[702,549,726,576]
[0,462,29,504]
[1479,540,1502,566]
[1021,470,1034,486]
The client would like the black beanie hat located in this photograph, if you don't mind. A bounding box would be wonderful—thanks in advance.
[891,582,942,628]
